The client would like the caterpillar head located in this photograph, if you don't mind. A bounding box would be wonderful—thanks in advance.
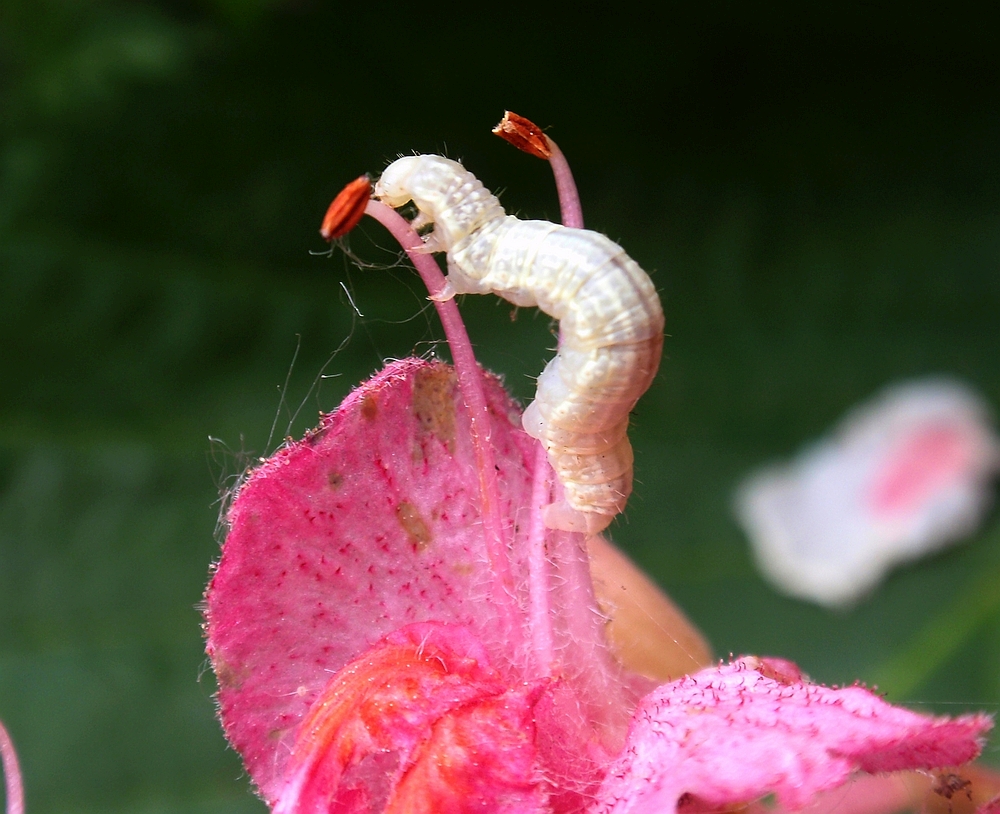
[374,155,505,253]
[373,156,424,210]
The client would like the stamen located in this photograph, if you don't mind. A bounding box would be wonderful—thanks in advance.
[495,113,588,676]
[492,111,552,160]
[320,175,372,240]
[494,110,583,228]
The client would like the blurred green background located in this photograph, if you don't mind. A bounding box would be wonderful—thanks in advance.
[2,2,999,811]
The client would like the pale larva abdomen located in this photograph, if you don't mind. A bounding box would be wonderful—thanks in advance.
[374,155,664,534]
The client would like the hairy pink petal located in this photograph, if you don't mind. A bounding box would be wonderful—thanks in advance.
[205,358,635,805]
[592,659,992,814]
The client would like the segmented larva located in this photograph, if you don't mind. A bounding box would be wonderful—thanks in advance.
[374,155,664,535]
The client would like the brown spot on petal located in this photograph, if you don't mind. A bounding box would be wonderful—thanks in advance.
[327,471,343,489]
[901,765,1000,814]
[754,656,805,685]
[320,175,371,240]
[412,364,457,454]
[451,561,475,577]
[493,111,552,159]
[213,657,250,692]
[360,394,378,421]
[396,501,432,550]
[739,655,806,684]
[933,773,973,802]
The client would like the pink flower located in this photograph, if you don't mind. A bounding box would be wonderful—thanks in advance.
[204,115,992,814]
[203,357,989,814]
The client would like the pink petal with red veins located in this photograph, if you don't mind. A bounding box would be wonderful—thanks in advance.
[592,659,992,814]
[205,359,636,805]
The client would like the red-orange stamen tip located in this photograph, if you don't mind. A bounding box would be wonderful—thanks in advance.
[492,111,552,160]
[321,174,372,240]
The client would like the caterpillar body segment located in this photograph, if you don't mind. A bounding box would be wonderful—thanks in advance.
[373,155,664,534]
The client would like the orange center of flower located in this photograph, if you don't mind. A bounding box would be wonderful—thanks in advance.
[274,624,547,814]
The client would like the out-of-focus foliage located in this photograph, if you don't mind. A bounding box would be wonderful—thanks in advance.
[0,2,998,812]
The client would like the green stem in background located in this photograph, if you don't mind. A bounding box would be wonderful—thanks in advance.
[871,540,1000,699]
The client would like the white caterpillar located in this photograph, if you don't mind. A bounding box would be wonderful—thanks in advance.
[374,155,664,535]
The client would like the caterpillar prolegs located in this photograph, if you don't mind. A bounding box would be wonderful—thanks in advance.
[374,155,664,534]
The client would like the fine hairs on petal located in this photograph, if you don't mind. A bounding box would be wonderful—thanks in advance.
[591,659,991,814]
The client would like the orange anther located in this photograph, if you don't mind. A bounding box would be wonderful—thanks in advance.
[320,174,372,240]
[492,111,552,160]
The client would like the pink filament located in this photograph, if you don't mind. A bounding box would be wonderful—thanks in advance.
[526,442,555,676]
[363,199,515,615]
[523,132,586,677]
[546,139,584,229]
[0,721,24,814]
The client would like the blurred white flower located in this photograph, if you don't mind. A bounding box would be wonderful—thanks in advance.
[736,379,1000,607]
